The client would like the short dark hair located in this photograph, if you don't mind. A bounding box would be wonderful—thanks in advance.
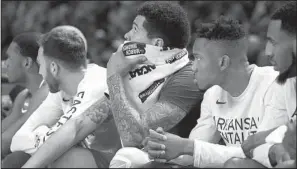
[196,16,246,41]
[40,26,87,69]
[137,1,190,49]
[271,1,296,34]
[13,32,42,62]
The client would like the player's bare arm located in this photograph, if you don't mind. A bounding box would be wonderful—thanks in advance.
[22,96,111,168]
[108,74,186,147]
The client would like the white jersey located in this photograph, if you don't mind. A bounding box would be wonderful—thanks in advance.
[272,77,296,119]
[252,77,296,168]
[185,65,289,167]
[11,64,108,154]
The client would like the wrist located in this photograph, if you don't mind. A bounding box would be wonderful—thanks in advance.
[181,138,194,156]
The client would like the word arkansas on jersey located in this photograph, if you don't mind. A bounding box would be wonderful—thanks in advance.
[213,116,260,145]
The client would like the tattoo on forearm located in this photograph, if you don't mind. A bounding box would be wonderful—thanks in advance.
[144,102,186,132]
[107,74,186,146]
[108,74,144,146]
[85,98,110,124]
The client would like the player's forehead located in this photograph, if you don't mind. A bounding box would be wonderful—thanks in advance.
[267,20,282,41]
[133,15,146,28]
[6,42,21,57]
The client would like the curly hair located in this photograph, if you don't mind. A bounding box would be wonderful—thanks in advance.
[271,1,296,34]
[13,32,42,62]
[41,26,87,69]
[196,16,246,41]
[137,1,190,49]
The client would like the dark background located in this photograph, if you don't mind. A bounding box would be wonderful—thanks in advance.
[1,0,285,97]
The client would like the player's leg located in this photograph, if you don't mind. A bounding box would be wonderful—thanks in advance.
[50,147,98,168]
[109,147,150,168]
[2,151,31,168]
[223,157,266,168]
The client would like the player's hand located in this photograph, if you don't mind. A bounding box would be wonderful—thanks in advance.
[275,160,296,168]
[242,130,271,158]
[107,49,147,78]
[282,120,296,160]
[147,127,188,162]
[269,143,291,167]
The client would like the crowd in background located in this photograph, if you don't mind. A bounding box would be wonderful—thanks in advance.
[1,1,284,68]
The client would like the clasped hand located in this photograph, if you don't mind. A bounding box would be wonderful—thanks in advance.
[143,127,186,163]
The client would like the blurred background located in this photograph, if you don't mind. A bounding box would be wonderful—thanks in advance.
[1,1,285,117]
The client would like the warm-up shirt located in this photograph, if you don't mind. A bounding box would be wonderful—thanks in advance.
[11,64,108,154]
[253,77,296,168]
[185,65,288,168]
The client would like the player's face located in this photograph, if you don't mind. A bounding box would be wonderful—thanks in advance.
[124,15,153,44]
[265,20,295,74]
[37,47,60,93]
[191,38,222,91]
[5,42,26,83]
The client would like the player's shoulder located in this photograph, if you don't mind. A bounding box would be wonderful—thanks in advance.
[204,85,223,99]
[174,62,193,75]
[166,62,195,85]
[86,63,107,77]
[83,64,107,84]
[252,65,280,91]
[77,64,108,95]
[270,77,296,94]
[285,77,296,88]
[253,65,279,79]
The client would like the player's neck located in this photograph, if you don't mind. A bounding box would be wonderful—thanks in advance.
[220,63,253,97]
[60,70,85,97]
[24,73,43,94]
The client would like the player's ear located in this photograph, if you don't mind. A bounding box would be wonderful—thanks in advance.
[50,61,59,77]
[219,55,230,71]
[24,57,33,69]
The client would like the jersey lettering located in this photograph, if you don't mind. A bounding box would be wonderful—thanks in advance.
[129,65,156,78]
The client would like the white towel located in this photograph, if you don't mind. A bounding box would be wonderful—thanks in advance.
[108,41,189,112]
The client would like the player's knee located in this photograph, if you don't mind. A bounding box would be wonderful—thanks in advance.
[224,157,265,168]
[224,157,247,168]
[51,147,98,168]
[109,147,150,168]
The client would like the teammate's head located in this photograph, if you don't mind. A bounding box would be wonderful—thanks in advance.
[192,16,247,90]
[124,1,190,49]
[5,32,42,83]
[265,1,296,84]
[37,25,87,93]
